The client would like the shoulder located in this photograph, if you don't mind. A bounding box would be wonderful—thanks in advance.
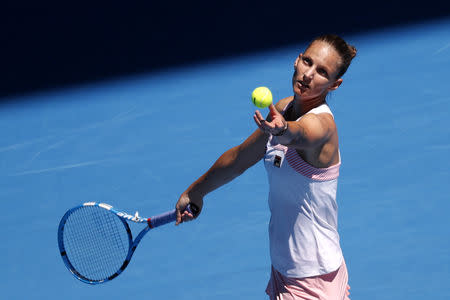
[274,96,294,113]
[298,112,336,141]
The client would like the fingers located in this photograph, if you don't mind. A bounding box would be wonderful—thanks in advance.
[268,104,281,119]
[181,210,194,223]
[175,205,183,225]
[176,192,202,225]
[176,190,204,226]
[253,105,287,136]
[253,110,267,125]
[254,110,264,122]
[268,103,277,112]
[175,196,188,225]
[176,206,193,225]
[254,109,276,132]
[253,111,264,129]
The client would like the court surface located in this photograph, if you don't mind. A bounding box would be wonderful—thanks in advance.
[1,18,449,299]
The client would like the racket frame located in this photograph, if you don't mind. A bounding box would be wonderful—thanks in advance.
[58,202,186,284]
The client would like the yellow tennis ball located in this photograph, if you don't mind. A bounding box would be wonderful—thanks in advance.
[251,87,273,108]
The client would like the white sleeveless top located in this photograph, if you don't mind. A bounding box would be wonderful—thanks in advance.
[264,102,343,278]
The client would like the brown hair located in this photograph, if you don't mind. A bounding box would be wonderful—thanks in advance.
[309,34,357,79]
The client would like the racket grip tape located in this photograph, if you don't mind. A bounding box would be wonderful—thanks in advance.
[148,203,199,228]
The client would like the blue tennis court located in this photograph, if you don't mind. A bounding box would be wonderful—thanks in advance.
[1,18,449,299]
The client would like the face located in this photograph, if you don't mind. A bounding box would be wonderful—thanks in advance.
[292,40,343,100]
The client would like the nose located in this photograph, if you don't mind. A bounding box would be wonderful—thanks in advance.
[303,67,314,83]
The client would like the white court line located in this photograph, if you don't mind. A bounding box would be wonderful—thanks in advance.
[29,139,67,163]
[9,159,112,176]
[433,42,450,55]
[0,137,51,153]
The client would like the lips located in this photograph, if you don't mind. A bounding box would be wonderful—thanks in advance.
[296,80,309,89]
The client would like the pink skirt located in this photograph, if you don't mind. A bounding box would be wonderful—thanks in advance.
[266,261,351,300]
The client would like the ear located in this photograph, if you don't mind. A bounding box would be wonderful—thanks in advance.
[328,78,343,91]
[294,53,303,68]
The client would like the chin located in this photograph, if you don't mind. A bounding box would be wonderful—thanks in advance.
[293,87,307,99]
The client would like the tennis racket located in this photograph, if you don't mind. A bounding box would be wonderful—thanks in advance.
[57,202,198,284]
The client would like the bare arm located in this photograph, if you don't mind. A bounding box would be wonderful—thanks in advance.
[277,113,333,151]
[254,104,333,151]
[254,103,338,169]
[176,128,269,224]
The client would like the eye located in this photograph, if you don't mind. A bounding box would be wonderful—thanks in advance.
[302,56,312,66]
[317,68,328,77]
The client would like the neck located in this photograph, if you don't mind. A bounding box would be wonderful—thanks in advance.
[294,95,326,116]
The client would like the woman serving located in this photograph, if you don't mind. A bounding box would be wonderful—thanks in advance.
[176,34,356,300]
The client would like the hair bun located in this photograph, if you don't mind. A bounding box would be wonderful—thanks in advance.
[348,45,357,59]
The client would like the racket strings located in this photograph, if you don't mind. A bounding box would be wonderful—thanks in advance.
[62,206,131,281]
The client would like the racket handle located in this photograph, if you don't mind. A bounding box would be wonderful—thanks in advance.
[149,204,199,228]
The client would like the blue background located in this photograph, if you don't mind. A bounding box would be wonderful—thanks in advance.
[1,16,450,300]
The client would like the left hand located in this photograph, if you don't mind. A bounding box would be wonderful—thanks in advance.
[253,104,287,136]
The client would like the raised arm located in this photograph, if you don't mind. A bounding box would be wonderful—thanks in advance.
[254,103,338,168]
[175,128,269,224]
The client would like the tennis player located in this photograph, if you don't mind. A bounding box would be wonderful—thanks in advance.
[176,34,356,300]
